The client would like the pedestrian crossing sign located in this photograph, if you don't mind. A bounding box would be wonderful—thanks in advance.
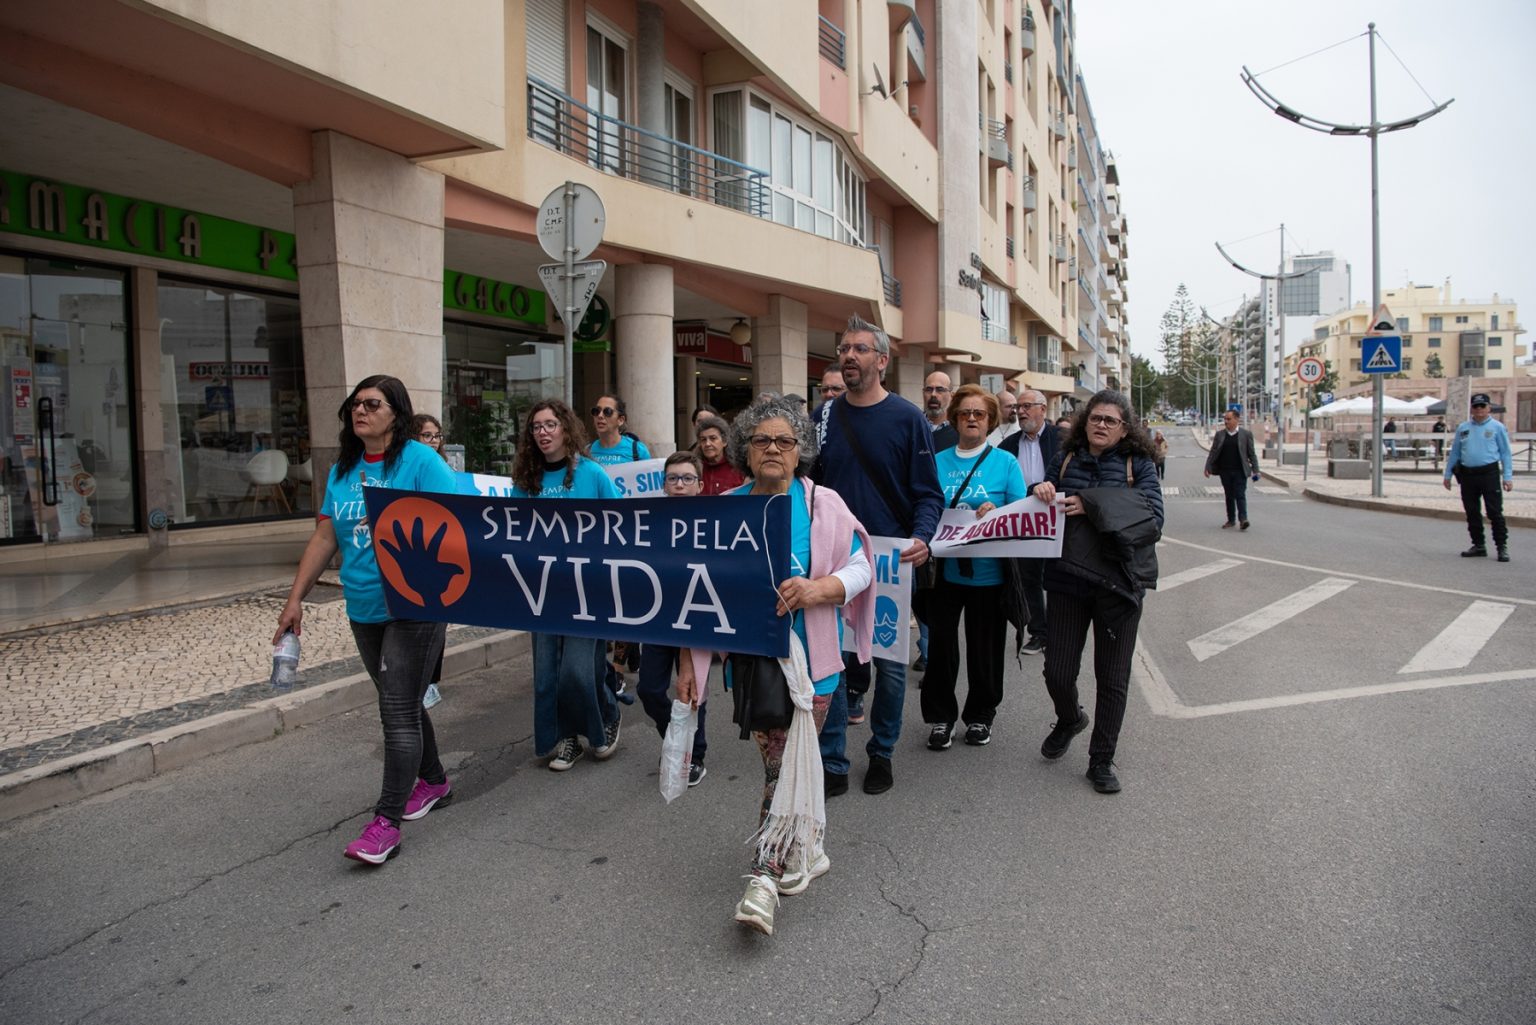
[1361,335,1402,374]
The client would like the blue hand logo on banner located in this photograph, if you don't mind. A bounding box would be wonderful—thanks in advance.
[374,497,472,611]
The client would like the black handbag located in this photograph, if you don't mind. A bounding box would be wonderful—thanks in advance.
[728,653,794,737]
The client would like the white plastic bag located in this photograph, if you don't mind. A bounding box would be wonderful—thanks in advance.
[659,699,697,804]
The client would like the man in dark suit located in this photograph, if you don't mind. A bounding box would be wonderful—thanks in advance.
[924,371,958,452]
[1204,409,1261,529]
[1000,389,1059,655]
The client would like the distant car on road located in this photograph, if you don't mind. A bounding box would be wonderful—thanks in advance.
[1173,415,1198,426]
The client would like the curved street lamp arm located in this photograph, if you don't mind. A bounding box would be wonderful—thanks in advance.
[1240,66,1452,137]
[1214,241,1311,281]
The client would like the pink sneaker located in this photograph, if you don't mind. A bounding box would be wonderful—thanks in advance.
[344,815,401,865]
[402,777,453,821]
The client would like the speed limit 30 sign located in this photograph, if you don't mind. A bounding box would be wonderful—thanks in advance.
[1296,357,1325,384]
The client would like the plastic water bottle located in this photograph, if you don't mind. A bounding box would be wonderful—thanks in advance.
[270,631,300,689]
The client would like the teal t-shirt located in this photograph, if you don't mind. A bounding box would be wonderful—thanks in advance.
[509,457,620,499]
[321,440,457,623]
[935,445,1027,587]
[728,478,860,696]
[587,435,651,466]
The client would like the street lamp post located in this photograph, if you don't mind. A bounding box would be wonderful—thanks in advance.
[1240,24,1452,496]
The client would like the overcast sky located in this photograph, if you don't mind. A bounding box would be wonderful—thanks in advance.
[1073,0,1535,366]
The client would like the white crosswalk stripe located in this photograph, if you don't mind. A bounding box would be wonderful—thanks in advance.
[1187,577,1357,662]
[1397,601,1517,674]
[1158,557,1244,592]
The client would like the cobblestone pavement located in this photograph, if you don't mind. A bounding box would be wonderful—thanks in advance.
[0,588,488,773]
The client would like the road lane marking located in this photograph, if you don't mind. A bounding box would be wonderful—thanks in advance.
[1134,641,1536,718]
[1397,601,1517,674]
[1187,577,1356,662]
[1158,558,1245,592]
[1159,535,1536,607]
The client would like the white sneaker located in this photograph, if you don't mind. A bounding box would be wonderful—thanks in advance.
[548,737,583,771]
[734,875,779,935]
[776,850,831,896]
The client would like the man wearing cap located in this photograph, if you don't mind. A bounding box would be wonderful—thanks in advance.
[1444,393,1513,562]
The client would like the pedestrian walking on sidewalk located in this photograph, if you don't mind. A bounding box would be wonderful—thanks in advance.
[511,400,624,770]
[276,375,458,866]
[411,413,451,711]
[1030,391,1164,795]
[1444,393,1513,563]
[1204,409,1260,530]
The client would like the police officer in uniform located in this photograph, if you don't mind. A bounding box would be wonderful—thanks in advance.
[1443,393,1513,562]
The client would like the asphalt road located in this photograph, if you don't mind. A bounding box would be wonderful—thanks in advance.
[3,434,1532,1025]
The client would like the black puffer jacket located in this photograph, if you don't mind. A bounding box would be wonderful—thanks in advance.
[1031,443,1164,601]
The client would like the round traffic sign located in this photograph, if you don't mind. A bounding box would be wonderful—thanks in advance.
[536,183,606,262]
[1297,357,1325,384]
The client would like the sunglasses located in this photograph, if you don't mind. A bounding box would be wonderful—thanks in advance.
[346,397,389,414]
[955,409,989,420]
[590,406,618,418]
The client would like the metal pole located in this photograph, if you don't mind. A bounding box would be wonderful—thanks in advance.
[1303,384,1311,481]
[563,179,576,409]
[1276,223,1286,466]
[1369,24,1385,498]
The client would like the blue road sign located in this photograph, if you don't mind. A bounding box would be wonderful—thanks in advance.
[1361,335,1402,374]
[1228,403,1243,413]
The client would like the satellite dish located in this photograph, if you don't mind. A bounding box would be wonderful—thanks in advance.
[867,64,888,99]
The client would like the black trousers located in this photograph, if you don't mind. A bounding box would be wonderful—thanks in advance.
[920,579,1007,727]
[1219,470,1249,524]
[1019,557,1048,644]
[1457,464,1508,547]
[350,618,447,824]
[1042,589,1142,764]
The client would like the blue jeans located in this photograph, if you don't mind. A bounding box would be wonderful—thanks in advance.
[636,643,708,763]
[531,633,616,756]
[918,620,929,661]
[826,653,907,765]
[818,674,850,776]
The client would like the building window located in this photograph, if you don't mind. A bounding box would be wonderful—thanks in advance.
[158,278,308,526]
[1396,317,1409,333]
[1488,359,1502,370]
[1455,315,1469,324]
[1491,313,1499,329]
[1428,316,1442,331]
[1349,358,1361,371]
[980,280,1010,342]
[586,23,630,175]
[713,88,866,245]
[1428,337,1441,347]
[1314,326,1329,341]
[1489,335,1502,347]
[1401,358,1412,371]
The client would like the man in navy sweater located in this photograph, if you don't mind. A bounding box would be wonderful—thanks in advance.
[812,314,944,795]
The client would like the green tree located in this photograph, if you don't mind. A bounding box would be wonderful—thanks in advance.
[1314,360,1338,397]
[1425,353,1444,378]
[1158,283,1196,408]
[1129,353,1165,415]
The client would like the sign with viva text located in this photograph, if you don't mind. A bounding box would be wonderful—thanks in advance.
[928,496,1064,559]
[361,488,791,656]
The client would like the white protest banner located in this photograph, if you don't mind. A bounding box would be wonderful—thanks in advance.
[454,457,669,499]
[842,535,913,663]
[928,496,1063,559]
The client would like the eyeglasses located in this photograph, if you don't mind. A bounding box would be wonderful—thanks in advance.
[347,397,389,414]
[835,342,878,357]
[955,409,988,421]
[530,420,561,434]
[749,434,800,451]
[1019,401,1045,409]
[922,385,951,395]
[416,432,442,442]
[1087,413,1124,428]
[664,474,700,485]
[820,385,846,396]
[590,406,618,418]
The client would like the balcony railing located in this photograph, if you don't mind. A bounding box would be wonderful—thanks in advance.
[527,76,770,219]
[1004,61,1014,84]
[905,15,927,80]
[983,117,1008,166]
[1020,10,1036,56]
[818,16,846,68]
[1020,174,1038,211]
[982,319,1010,342]
[883,273,903,307]
[1006,237,1016,260]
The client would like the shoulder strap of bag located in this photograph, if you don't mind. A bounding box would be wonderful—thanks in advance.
[833,399,911,531]
[1126,455,1134,485]
[949,446,993,508]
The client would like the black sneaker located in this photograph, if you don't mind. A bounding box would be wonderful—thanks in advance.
[824,770,849,798]
[912,655,928,672]
[1496,546,1510,563]
[863,756,894,794]
[1086,761,1122,794]
[1022,637,1046,656]
[927,723,954,750]
[964,722,991,746]
[1461,545,1488,558]
[688,762,707,787]
[595,717,621,760]
[1041,707,1089,760]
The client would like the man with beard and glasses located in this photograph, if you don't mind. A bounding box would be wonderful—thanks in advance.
[1000,389,1060,657]
[923,371,958,452]
[811,315,943,796]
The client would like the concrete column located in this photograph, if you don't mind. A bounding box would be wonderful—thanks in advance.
[674,354,697,444]
[888,344,927,405]
[293,131,445,491]
[636,2,667,188]
[615,263,675,455]
[129,268,169,547]
[754,295,808,400]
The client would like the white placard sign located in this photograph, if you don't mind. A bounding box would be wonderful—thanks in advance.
[928,496,1064,559]
[842,535,913,663]
[455,458,668,499]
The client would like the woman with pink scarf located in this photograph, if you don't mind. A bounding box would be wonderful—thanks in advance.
[677,396,874,937]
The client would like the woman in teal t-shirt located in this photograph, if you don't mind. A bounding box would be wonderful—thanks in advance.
[511,399,623,771]
[920,385,1028,751]
[586,393,652,465]
[275,375,458,867]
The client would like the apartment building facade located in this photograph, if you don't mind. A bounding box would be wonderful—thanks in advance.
[0,0,1126,556]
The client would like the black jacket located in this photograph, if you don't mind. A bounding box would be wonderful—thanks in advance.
[999,423,1061,486]
[1034,443,1164,603]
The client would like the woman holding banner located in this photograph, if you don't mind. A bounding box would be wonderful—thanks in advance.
[1029,390,1163,796]
[676,396,875,937]
[510,399,624,772]
[920,385,1029,752]
[274,375,457,866]
[411,413,451,711]
[585,394,649,700]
